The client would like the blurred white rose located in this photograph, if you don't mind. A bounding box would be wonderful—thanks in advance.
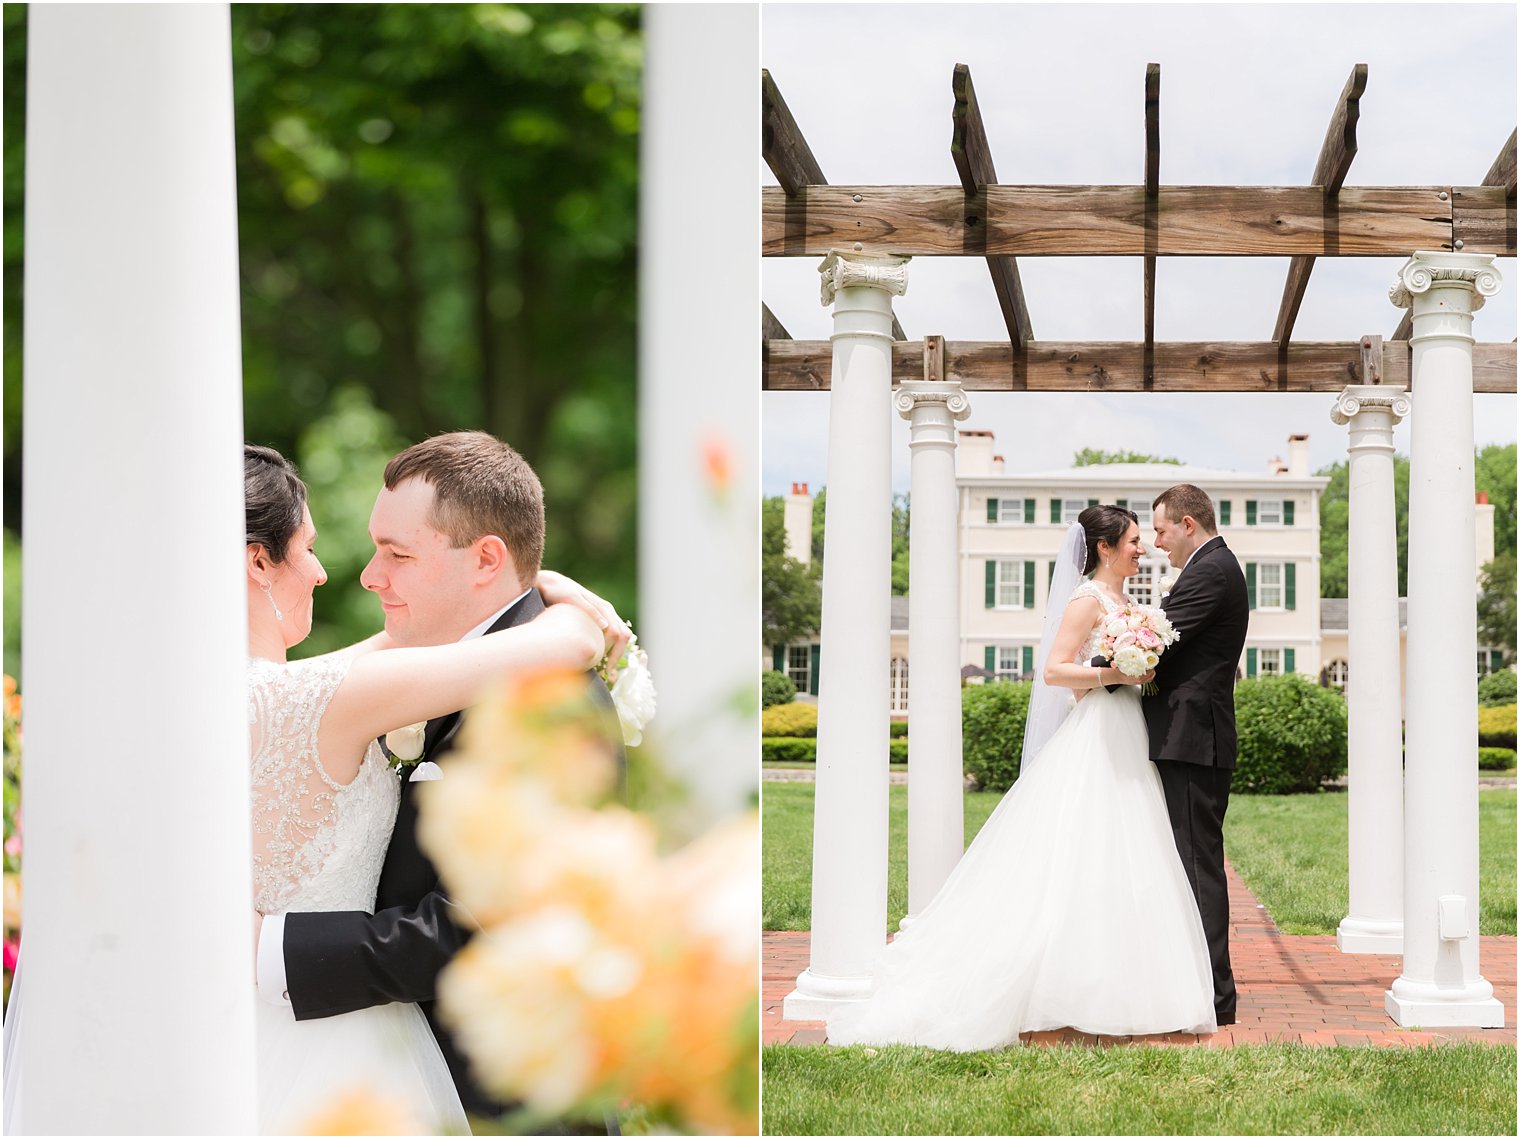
[610,644,657,747]
[385,720,427,762]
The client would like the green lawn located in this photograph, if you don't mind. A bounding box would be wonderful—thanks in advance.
[763,784,1517,936]
[763,1042,1518,1136]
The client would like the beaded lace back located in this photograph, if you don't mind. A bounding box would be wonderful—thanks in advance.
[248,652,399,915]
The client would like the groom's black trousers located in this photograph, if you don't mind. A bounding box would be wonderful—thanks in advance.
[1154,761,1237,1024]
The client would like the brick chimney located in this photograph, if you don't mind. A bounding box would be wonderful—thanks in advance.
[784,482,813,566]
[957,429,997,476]
[1476,490,1495,578]
[1287,434,1310,477]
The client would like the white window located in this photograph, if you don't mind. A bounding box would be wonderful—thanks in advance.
[1327,659,1349,690]
[996,497,1030,524]
[1127,559,1168,608]
[1120,498,1153,527]
[996,560,1025,608]
[786,645,811,692]
[890,657,909,712]
[1477,650,1494,677]
[996,646,1031,682]
[1258,563,1284,609]
[1258,648,1283,677]
[1257,499,1283,526]
[1062,498,1087,524]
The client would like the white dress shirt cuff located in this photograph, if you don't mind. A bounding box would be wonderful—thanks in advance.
[256,913,292,1007]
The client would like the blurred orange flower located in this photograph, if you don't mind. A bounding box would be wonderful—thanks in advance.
[299,1087,429,1135]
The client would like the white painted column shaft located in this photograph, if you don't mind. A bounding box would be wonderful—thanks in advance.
[1331,387,1408,954]
[784,252,907,1020]
[1385,251,1504,1027]
[895,383,970,924]
[20,5,257,1130]
[638,4,759,818]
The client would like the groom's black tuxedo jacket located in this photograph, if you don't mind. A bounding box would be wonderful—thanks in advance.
[283,588,625,1119]
[1141,535,1249,769]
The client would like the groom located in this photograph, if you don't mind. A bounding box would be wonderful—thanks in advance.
[255,431,625,1123]
[1144,484,1249,1027]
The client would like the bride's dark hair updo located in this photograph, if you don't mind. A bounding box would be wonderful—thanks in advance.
[245,444,309,565]
[1077,504,1139,575]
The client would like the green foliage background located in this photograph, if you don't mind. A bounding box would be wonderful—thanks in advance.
[3,4,641,669]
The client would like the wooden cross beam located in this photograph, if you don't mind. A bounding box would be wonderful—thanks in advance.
[950,64,1033,358]
[761,70,907,342]
[1391,127,1516,340]
[762,184,1498,258]
[1273,64,1367,347]
[762,338,1517,393]
[1143,64,1160,391]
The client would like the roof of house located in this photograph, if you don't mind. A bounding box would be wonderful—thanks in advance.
[1320,597,1408,632]
[962,462,1329,489]
[891,595,908,632]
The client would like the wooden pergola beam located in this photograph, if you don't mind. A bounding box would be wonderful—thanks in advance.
[763,184,1488,257]
[761,69,825,195]
[950,63,1033,353]
[1391,129,1515,340]
[763,338,1517,394]
[1273,64,1367,346]
[1143,64,1160,390]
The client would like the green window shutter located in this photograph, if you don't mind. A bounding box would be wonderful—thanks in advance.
[1283,500,1295,526]
[985,646,996,672]
[1247,648,1258,678]
[1284,647,1296,674]
[1220,500,1231,526]
[1285,563,1297,610]
[772,645,784,672]
[1088,498,1099,508]
[1022,646,1034,675]
[809,644,821,696]
[985,560,996,608]
[1246,562,1257,609]
[1024,499,1035,524]
[1050,498,1061,523]
[1023,561,1035,608]
[987,498,999,523]
[1493,650,1505,673]
[1246,500,1257,526]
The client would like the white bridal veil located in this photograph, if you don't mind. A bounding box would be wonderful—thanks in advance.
[1019,522,1088,776]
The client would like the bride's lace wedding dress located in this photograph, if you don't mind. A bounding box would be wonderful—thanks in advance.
[250,650,467,1134]
[827,582,1216,1049]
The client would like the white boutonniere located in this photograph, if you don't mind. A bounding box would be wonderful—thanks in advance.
[599,634,657,747]
[1158,573,1179,598]
[384,721,443,782]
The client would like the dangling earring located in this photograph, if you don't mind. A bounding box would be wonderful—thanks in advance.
[260,579,284,622]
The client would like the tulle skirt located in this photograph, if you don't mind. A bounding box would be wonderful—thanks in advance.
[827,684,1216,1050]
[257,992,469,1135]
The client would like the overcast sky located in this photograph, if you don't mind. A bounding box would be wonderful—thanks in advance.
[759,2,1517,497]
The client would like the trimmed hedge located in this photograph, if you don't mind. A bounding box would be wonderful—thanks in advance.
[1478,704,1516,749]
[762,702,818,738]
[759,735,908,764]
[1478,667,1516,707]
[762,670,797,709]
[889,720,909,738]
[961,680,1032,792]
[1478,747,1516,771]
[1233,674,1348,794]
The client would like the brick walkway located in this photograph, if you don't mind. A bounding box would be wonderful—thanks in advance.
[764,862,1516,1048]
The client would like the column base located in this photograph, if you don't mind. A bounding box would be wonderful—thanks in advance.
[1336,916,1403,955]
[1385,976,1507,1028]
[782,967,874,1021]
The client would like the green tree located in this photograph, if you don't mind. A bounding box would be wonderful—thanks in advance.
[891,495,910,595]
[1073,448,1181,466]
[1317,456,1411,598]
[1478,552,1516,659]
[1476,443,1517,557]
[762,497,821,646]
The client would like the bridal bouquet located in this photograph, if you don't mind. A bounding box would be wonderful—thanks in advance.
[1092,604,1178,694]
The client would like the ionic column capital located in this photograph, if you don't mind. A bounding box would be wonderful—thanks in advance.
[1389,251,1503,315]
[819,250,910,306]
[1331,385,1411,428]
[894,380,971,422]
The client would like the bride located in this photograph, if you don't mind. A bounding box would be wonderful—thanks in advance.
[827,505,1216,1049]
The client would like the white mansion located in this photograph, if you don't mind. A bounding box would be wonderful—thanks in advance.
[770,431,1500,713]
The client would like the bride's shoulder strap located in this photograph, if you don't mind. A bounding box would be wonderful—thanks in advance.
[1068,580,1104,604]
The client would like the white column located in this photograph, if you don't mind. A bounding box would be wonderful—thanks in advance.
[21,5,257,1131]
[783,252,907,1020]
[894,382,970,925]
[1384,251,1505,1027]
[638,4,759,819]
[1331,386,1409,954]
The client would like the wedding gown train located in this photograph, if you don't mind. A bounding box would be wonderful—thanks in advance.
[827,585,1217,1050]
